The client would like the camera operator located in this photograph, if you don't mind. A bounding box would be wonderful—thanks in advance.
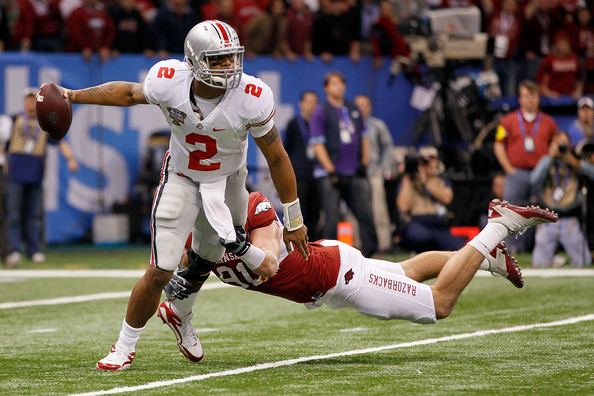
[530,132,593,267]
[397,146,464,252]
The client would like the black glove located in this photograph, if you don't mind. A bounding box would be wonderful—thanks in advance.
[220,225,251,256]
[164,272,193,300]
[355,164,368,178]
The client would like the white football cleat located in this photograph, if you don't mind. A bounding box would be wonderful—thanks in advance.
[486,241,523,288]
[157,301,204,362]
[488,199,558,235]
[96,344,136,371]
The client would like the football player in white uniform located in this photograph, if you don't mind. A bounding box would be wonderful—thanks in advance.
[53,20,309,370]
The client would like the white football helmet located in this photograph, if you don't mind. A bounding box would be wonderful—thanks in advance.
[184,20,244,89]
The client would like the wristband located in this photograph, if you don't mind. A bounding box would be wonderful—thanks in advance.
[282,198,304,232]
[241,244,266,271]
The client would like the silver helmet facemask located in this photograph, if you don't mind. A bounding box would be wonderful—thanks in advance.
[184,21,244,89]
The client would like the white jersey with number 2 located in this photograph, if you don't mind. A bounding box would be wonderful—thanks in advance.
[143,59,276,183]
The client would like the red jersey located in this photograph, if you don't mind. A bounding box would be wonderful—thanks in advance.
[212,192,341,304]
[537,54,582,95]
[496,110,557,170]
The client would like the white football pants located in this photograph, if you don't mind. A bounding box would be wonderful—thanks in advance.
[320,241,437,324]
[149,152,248,271]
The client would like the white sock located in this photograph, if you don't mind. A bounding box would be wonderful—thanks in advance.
[467,223,509,258]
[171,293,199,320]
[115,320,145,352]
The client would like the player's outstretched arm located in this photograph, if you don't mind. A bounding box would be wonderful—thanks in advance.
[255,126,309,259]
[63,82,148,107]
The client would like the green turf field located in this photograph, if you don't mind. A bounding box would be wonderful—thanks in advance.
[0,247,592,395]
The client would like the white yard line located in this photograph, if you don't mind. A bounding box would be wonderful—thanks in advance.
[0,270,145,278]
[1,268,594,279]
[0,283,230,310]
[71,313,594,396]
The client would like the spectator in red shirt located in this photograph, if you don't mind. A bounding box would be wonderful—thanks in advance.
[286,0,314,60]
[493,79,557,252]
[15,0,63,52]
[66,0,116,62]
[487,0,523,96]
[370,0,410,69]
[244,0,290,58]
[537,31,583,99]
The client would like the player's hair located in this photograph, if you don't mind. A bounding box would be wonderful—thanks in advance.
[299,90,318,101]
[323,71,346,87]
[518,80,539,95]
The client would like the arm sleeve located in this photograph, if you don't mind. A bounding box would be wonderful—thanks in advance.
[248,85,276,138]
[143,61,171,105]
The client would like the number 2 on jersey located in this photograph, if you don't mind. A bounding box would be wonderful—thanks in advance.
[157,67,175,79]
[186,133,221,171]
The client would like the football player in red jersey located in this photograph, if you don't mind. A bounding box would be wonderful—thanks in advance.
[155,192,558,364]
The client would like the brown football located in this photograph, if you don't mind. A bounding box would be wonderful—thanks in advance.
[36,83,72,140]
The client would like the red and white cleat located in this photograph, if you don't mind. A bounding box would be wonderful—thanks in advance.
[96,344,136,371]
[488,199,558,235]
[157,301,203,362]
[486,241,524,288]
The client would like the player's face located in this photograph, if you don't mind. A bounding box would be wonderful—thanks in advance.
[208,54,235,70]
[518,86,539,114]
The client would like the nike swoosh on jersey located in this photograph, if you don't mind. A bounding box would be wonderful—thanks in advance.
[213,127,226,131]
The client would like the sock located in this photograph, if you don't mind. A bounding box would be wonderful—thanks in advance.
[115,320,145,352]
[171,292,199,319]
[467,223,508,258]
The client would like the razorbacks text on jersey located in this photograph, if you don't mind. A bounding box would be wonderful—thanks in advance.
[212,192,341,304]
[143,59,276,183]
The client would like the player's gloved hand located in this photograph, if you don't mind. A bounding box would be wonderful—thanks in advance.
[253,250,279,282]
[164,272,193,300]
[220,226,250,256]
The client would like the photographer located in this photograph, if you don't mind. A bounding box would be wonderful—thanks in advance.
[530,132,593,267]
[397,146,464,253]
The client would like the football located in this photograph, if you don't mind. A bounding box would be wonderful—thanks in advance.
[36,83,72,140]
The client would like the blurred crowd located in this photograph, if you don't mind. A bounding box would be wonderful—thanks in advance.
[0,0,591,91]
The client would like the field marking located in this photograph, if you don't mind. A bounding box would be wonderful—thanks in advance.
[71,313,594,396]
[0,283,230,310]
[339,327,369,333]
[28,328,58,334]
[0,270,145,278]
